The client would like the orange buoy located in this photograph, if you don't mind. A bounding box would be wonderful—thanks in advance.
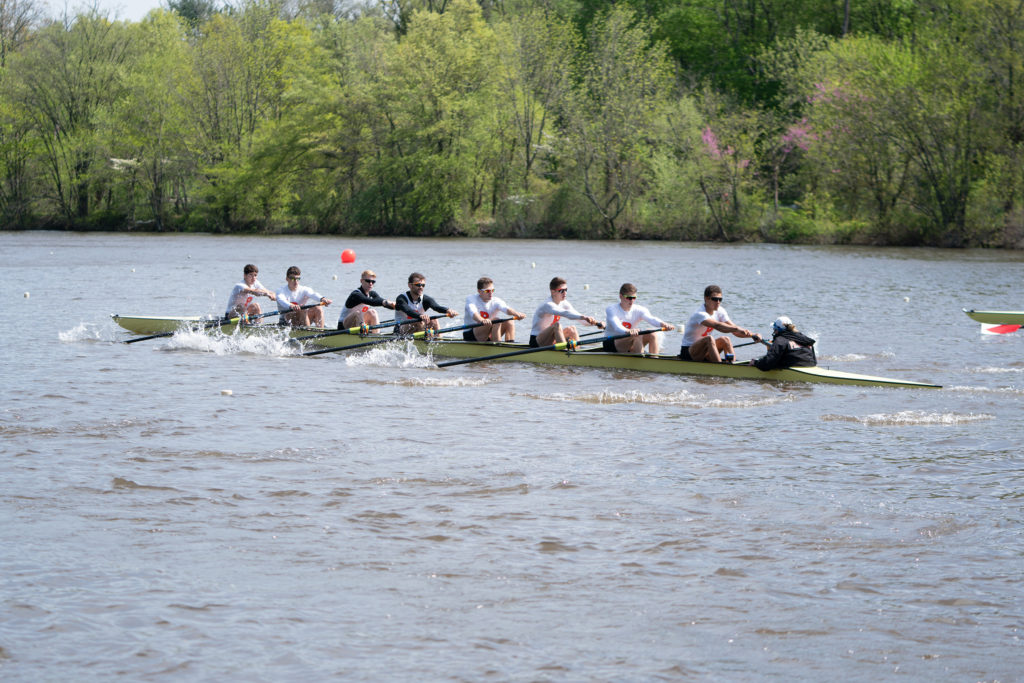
[340,249,356,263]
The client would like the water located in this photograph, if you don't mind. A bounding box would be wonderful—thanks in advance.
[2,232,1022,681]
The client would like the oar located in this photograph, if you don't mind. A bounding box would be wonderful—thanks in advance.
[436,328,663,368]
[302,319,508,357]
[733,336,768,349]
[296,313,448,342]
[124,303,323,344]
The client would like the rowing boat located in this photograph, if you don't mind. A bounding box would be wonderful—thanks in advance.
[962,309,1024,325]
[112,314,941,388]
[409,339,940,388]
[111,314,347,342]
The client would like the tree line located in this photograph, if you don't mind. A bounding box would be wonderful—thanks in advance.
[1,0,1022,247]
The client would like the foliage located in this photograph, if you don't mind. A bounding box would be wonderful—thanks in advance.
[0,0,1022,246]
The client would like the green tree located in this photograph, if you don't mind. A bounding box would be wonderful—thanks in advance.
[6,11,132,221]
[364,0,502,232]
[561,8,672,238]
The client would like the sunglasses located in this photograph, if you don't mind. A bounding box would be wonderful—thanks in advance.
[480,288,494,293]
[410,283,426,288]
[556,288,568,293]
[710,296,723,302]
[624,295,637,300]
[288,276,301,281]
[363,279,375,284]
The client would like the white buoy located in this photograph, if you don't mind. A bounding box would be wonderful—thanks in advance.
[531,262,536,268]
[332,275,338,280]
[756,270,761,275]
[221,389,233,396]
[24,292,30,298]
[131,268,135,273]
[583,284,590,290]
[903,297,909,302]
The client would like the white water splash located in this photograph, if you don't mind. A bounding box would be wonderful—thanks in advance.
[521,388,792,409]
[820,411,995,426]
[343,340,436,368]
[59,322,107,343]
[162,327,301,356]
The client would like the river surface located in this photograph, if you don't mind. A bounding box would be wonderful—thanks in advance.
[1,232,1022,681]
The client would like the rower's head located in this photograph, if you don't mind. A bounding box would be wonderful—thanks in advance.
[703,285,723,311]
[286,266,301,289]
[408,272,426,296]
[361,270,377,290]
[772,316,795,334]
[550,277,568,302]
[619,283,637,308]
[477,277,494,301]
[243,264,259,284]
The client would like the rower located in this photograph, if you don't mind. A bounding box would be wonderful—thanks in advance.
[394,272,457,334]
[464,277,525,342]
[678,285,761,363]
[747,316,817,369]
[275,266,331,327]
[529,277,603,347]
[337,269,395,331]
[224,264,277,319]
[603,283,674,354]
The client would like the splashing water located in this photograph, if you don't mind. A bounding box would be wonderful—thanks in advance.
[343,340,436,368]
[162,326,302,356]
[59,322,108,343]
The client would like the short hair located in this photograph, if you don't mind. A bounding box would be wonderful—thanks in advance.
[361,269,376,280]
[286,266,301,278]
[704,285,722,298]
[244,264,258,275]
[408,272,425,284]
[477,277,493,290]
[619,283,637,296]
[549,277,567,290]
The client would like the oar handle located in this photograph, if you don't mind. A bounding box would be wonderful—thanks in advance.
[302,318,510,357]
[300,313,447,342]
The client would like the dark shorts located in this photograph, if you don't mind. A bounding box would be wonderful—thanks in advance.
[678,345,693,361]
[528,335,539,348]
[463,329,476,341]
[602,338,617,352]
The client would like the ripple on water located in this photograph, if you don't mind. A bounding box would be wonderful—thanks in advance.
[364,376,498,388]
[518,388,793,409]
[820,411,995,426]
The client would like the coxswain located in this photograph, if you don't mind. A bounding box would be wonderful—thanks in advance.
[747,316,817,369]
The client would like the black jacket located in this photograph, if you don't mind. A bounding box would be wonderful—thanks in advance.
[752,330,817,370]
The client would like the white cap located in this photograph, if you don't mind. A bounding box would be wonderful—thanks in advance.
[772,316,793,332]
